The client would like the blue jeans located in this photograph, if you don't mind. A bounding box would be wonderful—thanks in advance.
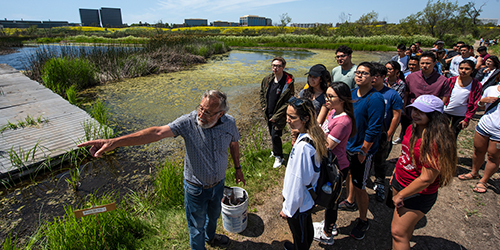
[184,179,225,250]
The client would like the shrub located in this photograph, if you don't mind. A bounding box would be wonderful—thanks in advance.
[41,57,97,96]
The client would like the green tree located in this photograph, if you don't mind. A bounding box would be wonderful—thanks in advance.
[278,13,292,34]
[418,0,459,38]
[459,1,486,25]
[352,11,379,36]
[280,13,292,27]
[399,14,421,36]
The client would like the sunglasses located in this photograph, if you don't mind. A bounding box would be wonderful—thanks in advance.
[288,96,305,107]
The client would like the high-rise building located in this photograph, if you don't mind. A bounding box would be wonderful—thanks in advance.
[100,7,123,27]
[79,9,101,27]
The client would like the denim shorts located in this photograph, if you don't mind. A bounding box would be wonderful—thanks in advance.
[476,125,500,142]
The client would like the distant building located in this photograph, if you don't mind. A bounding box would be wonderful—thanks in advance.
[79,8,101,27]
[100,7,123,27]
[0,19,76,28]
[185,18,208,27]
[239,15,272,26]
[290,23,333,28]
[212,21,239,27]
[478,18,498,25]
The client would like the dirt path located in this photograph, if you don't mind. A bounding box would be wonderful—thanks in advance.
[214,88,500,250]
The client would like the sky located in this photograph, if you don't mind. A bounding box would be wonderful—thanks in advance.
[1,0,500,26]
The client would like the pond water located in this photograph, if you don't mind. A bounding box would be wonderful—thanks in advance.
[0,45,141,70]
[0,47,394,241]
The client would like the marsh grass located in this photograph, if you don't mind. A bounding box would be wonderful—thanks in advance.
[24,37,230,95]
[7,141,43,170]
[0,115,48,133]
[153,159,184,208]
[212,34,438,50]
[81,99,115,141]
[65,167,81,191]
[38,192,151,250]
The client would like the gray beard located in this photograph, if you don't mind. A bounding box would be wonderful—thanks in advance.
[197,116,217,129]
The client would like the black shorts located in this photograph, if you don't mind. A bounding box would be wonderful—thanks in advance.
[392,176,438,214]
[347,151,372,189]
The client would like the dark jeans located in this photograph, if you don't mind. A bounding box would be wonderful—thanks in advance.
[267,121,283,157]
[323,167,348,234]
[445,113,465,139]
[287,208,313,250]
[373,138,393,185]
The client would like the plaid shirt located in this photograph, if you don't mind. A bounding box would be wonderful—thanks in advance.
[384,77,406,101]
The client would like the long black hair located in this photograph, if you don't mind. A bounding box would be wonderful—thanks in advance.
[302,64,330,99]
[386,60,405,82]
[328,81,357,137]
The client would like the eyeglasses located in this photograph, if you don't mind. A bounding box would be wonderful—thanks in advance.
[288,96,305,107]
[272,64,283,68]
[336,54,348,59]
[386,67,394,71]
[197,105,222,118]
[325,94,338,100]
[354,71,370,77]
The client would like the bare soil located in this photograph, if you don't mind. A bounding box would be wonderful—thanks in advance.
[212,89,500,250]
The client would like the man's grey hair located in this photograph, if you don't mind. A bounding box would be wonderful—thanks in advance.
[202,90,229,112]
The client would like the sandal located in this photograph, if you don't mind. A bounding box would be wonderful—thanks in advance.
[473,181,488,193]
[458,172,480,180]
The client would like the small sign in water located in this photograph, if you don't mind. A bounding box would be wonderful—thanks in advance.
[73,203,117,218]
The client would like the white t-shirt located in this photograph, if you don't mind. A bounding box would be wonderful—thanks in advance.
[449,56,478,76]
[398,55,409,73]
[444,80,472,116]
[477,86,500,136]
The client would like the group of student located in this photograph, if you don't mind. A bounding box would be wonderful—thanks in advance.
[261,42,500,250]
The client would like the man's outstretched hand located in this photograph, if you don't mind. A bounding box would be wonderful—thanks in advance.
[77,139,115,158]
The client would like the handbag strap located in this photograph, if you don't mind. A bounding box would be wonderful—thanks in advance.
[485,98,500,113]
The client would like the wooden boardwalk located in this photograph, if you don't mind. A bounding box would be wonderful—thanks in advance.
[0,64,97,181]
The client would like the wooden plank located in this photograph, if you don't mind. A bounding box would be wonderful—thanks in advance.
[0,64,100,180]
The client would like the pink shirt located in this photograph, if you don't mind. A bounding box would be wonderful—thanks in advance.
[395,126,440,194]
[321,110,352,170]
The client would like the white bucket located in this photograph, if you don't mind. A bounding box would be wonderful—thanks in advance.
[221,187,248,233]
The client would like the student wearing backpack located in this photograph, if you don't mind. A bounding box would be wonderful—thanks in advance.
[280,97,327,250]
[312,81,357,245]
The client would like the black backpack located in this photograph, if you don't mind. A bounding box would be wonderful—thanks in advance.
[301,137,343,209]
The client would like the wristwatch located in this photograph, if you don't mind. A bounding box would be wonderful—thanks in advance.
[358,150,368,157]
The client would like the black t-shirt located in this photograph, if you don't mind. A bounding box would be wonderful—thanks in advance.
[266,75,287,118]
[446,51,460,59]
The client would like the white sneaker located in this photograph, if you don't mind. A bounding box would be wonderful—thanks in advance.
[313,221,334,245]
[273,156,283,168]
[313,220,338,237]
